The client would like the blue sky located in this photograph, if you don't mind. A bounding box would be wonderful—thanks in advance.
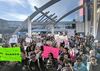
[0,0,81,21]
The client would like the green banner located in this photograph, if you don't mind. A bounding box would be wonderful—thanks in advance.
[0,47,22,62]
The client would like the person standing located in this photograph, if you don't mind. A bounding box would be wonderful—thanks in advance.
[73,57,87,71]
[87,56,99,71]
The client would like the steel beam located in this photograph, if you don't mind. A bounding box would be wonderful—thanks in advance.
[25,0,60,22]
[13,0,60,34]
[41,18,48,23]
[56,4,84,23]
[38,11,50,22]
[42,13,56,24]
[34,6,56,23]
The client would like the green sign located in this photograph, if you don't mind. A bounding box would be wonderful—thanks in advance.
[0,47,22,62]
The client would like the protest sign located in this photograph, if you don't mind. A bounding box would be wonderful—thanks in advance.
[51,47,59,58]
[0,47,22,62]
[25,37,32,43]
[42,46,59,59]
[42,46,51,58]
[54,34,69,47]
[9,37,18,44]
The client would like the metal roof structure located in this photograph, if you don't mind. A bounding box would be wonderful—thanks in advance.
[13,0,82,34]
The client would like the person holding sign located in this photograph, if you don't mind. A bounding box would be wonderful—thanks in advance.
[9,35,18,47]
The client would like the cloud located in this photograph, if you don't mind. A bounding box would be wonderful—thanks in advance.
[0,0,26,8]
[9,13,28,21]
[0,0,50,21]
[27,0,49,11]
[27,0,37,11]
[0,12,28,21]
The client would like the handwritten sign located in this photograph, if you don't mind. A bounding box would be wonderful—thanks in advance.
[0,47,22,62]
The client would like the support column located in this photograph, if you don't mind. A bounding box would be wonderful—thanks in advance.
[93,0,97,38]
[51,24,54,35]
[85,1,89,36]
[28,17,32,37]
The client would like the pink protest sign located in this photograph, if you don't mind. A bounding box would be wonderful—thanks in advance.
[51,47,59,58]
[42,46,59,59]
[42,46,51,58]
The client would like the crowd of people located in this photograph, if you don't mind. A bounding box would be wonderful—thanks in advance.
[17,33,99,71]
[0,33,99,71]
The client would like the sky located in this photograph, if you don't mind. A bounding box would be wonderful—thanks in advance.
[0,0,81,21]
